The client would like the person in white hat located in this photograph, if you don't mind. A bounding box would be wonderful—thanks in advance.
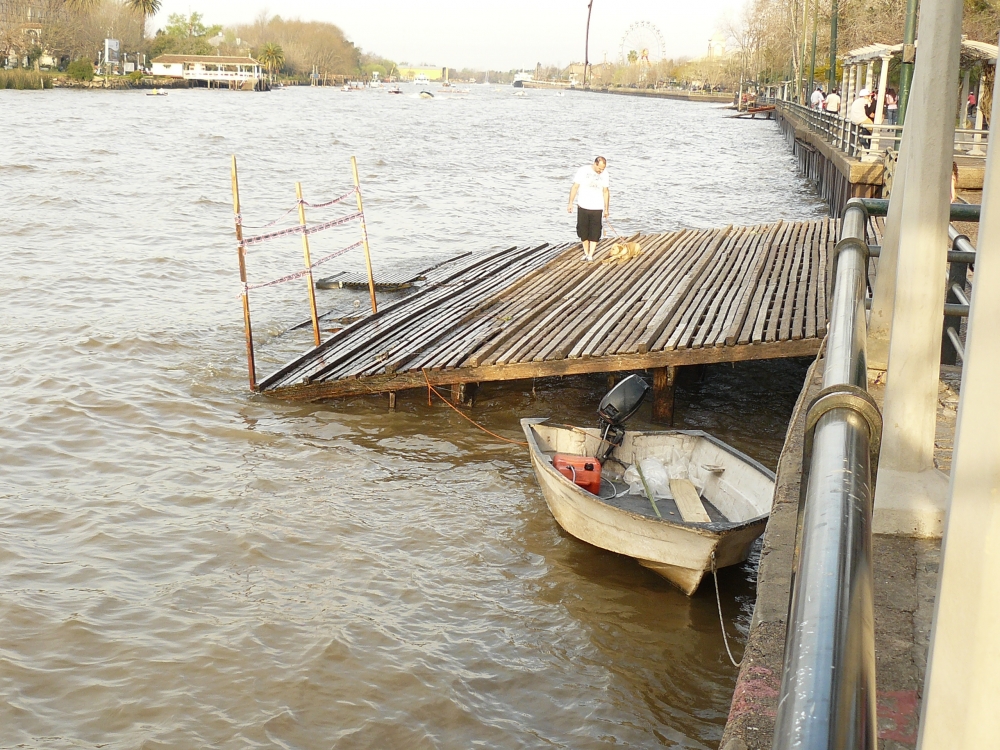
[849,87,876,149]
[850,87,875,126]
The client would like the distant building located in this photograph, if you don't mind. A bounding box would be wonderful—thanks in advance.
[151,55,263,87]
[707,34,727,59]
[397,66,445,82]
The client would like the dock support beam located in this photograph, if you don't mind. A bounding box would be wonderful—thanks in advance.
[651,366,677,425]
[872,0,963,537]
[451,382,477,406]
[917,60,1000,747]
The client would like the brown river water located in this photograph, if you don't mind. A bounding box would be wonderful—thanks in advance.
[0,85,826,748]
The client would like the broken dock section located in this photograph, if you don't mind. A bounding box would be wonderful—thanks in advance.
[257,219,836,403]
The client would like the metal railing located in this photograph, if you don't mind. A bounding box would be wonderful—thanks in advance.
[863,200,978,364]
[182,69,262,82]
[773,197,978,748]
[773,197,881,750]
[768,98,990,163]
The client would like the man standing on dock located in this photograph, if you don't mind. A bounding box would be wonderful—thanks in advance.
[568,156,609,262]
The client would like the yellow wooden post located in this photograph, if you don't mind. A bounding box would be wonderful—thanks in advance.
[296,182,322,346]
[231,155,257,391]
[351,155,378,314]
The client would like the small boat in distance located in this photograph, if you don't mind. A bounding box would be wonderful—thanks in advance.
[419,90,434,99]
[146,88,168,96]
[387,86,403,94]
[414,73,430,85]
[521,376,775,594]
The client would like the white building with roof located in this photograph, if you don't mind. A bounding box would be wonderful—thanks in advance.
[151,55,264,88]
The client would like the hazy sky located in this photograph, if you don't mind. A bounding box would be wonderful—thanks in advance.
[151,1,742,70]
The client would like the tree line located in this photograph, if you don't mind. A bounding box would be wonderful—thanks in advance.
[726,0,1000,91]
[0,3,378,78]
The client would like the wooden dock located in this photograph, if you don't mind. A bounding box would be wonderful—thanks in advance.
[258,219,838,402]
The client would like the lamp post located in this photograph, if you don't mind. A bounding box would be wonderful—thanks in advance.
[584,0,594,87]
[797,0,809,102]
[897,0,918,123]
[807,0,819,97]
[828,0,839,93]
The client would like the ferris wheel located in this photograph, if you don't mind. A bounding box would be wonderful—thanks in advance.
[619,21,666,66]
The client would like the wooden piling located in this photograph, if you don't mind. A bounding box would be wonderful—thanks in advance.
[652,366,677,425]
[231,156,257,391]
[451,382,477,406]
[295,182,322,347]
[351,156,378,314]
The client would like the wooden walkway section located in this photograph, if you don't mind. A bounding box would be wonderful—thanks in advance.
[259,219,837,400]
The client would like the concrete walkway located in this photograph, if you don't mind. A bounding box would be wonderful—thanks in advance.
[719,353,961,750]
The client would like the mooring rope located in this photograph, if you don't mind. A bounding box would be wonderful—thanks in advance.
[241,240,365,293]
[711,551,745,668]
[421,369,528,446]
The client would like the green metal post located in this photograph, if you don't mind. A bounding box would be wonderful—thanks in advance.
[797,0,809,102]
[898,0,919,123]
[828,0,839,93]
[807,0,818,98]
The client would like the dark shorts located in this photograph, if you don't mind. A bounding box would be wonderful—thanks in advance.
[576,207,603,242]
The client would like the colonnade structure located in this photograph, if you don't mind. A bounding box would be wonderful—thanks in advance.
[840,40,995,129]
[764,39,997,173]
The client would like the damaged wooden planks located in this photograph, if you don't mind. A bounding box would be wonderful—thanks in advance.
[258,218,836,401]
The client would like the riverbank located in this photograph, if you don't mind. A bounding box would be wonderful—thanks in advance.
[719,355,961,749]
[583,87,733,104]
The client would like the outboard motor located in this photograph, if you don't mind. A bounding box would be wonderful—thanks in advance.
[597,374,650,460]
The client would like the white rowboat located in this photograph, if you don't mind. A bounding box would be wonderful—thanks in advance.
[521,418,775,595]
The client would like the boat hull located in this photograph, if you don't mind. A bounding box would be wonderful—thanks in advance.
[522,420,772,595]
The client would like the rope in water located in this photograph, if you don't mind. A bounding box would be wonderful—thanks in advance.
[242,240,364,293]
[421,369,528,446]
[711,551,744,668]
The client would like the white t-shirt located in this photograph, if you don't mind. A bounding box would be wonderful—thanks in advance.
[573,165,609,210]
[825,92,840,112]
[810,89,825,108]
[849,97,871,125]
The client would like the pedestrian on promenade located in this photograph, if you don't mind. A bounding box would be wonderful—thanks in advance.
[825,88,841,114]
[567,156,609,262]
[885,88,898,125]
[810,85,825,110]
[968,90,977,124]
[850,88,875,148]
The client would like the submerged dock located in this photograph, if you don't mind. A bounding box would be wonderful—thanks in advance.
[259,219,839,402]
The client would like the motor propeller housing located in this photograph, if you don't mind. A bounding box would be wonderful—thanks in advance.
[598,374,650,427]
[597,374,651,461]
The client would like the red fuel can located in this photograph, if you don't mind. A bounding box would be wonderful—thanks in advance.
[552,454,602,495]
